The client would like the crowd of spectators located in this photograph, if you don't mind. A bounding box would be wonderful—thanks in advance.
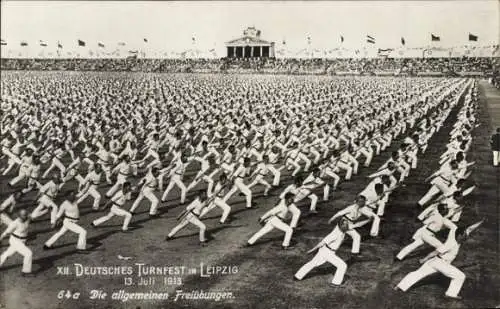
[0,56,498,76]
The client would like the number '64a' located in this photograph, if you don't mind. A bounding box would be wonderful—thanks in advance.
[57,290,80,299]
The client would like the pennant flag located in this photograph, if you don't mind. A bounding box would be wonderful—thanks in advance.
[128,50,138,54]
[0,39,6,46]
[143,38,148,43]
[401,37,405,45]
[340,36,344,43]
[98,42,105,48]
[39,40,48,47]
[307,36,311,44]
[366,35,375,44]
[57,42,63,49]
[78,39,86,46]
[431,34,440,41]
[20,41,28,47]
[468,33,478,41]
[118,42,126,46]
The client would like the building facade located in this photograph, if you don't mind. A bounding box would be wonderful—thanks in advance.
[225,27,275,58]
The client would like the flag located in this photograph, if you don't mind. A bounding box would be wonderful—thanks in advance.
[367,35,375,44]
[401,37,405,45]
[340,36,344,43]
[20,41,28,47]
[0,39,6,46]
[143,38,148,43]
[307,36,311,44]
[192,37,196,43]
[282,39,286,45]
[431,34,440,41]
[78,39,86,46]
[57,42,63,49]
[118,42,126,46]
[377,48,394,57]
[39,40,47,47]
[468,33,478,41]
[128,50,138,54]
[493,45,499,55]
[98,42,105,48]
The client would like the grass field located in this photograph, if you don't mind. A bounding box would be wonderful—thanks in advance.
[0,76,498,309]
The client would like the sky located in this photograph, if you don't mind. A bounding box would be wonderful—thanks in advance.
[1,0,499,58]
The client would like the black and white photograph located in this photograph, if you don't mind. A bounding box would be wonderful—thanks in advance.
[0,1,499,308]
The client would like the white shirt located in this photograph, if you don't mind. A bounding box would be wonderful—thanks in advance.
[322,226,346,250]
[1,218,30,239]
[56,200,80,220]
[436,229,460,262]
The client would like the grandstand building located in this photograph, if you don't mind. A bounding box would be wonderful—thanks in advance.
[225,27,275,58]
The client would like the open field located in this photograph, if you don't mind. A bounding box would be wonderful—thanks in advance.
[0,74,498,309]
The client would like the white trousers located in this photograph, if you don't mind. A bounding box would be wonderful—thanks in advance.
[225,178,252,208]
[168,213,206,242]
[0,236,32,273]
[107,174,128,197]
[45,218,87,250]
[397,257,465,297]
[161,175,187,203]
[266,165,281,186]
[248,217,293,247]
[200,197,232,223]
[294,246,347,285]
[76,186,101,209]
[493,150,499,166]
[248,175,272,196]
[42,157,66,178]
[397,227,444,260]
[31,195,59,225]
[92,205,132,231]
[130,188,159,215]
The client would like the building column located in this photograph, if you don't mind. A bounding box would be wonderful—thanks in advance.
[260,46,263,58]
[242,46,245,58]
[251,46,254,57]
